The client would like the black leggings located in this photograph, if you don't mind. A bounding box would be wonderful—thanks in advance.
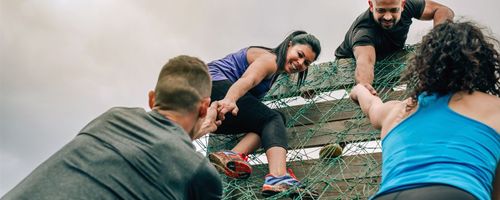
[373,184,477,200]
[210,80,288,151]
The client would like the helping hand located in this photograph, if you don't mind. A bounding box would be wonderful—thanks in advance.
[217,98,239,121]
[360,83,377,96]
[199,101,222,135]
[350,83,372,105]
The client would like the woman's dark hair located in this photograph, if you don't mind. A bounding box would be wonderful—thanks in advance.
[271,30,322,85]
[402,21,500,104]
[272,30,322,70]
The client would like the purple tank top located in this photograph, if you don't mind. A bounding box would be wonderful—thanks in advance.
[208,47,274,99]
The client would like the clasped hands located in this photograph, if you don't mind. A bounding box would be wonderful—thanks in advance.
[199,98,238,135]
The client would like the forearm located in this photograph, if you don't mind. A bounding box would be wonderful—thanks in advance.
[224,78,255,102]
[355,62,374,85]
[359,91,382,118]
[433,7,454,26]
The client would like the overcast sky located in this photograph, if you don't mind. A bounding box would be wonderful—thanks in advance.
[1,0,499,196]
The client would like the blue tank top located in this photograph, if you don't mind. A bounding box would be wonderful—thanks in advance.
[207,47,275,99]
[372,93,500,200]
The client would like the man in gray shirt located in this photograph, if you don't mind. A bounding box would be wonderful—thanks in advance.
[2,55,223,200]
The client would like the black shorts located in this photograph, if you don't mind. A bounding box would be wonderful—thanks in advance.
[373,184,477,200]
[210,80,288,150]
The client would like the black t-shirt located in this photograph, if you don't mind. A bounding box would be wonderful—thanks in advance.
[335,0,425,60]
[3,107,222,200]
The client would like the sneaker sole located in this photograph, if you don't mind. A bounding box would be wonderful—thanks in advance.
[208,153,252,179]
[262,185,318,199]
[261,184,289,197]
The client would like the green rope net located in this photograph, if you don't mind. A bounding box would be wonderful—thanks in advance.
[195,45,417,199]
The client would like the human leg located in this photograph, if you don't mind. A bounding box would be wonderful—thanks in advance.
[209,80,289,178]
[232,132,260,155]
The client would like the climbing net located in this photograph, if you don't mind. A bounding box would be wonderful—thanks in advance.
[195,45,417,199]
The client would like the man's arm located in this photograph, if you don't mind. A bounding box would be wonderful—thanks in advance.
[420,0,454,26]
[353,45,377,95]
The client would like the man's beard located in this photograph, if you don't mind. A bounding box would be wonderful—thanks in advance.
[378,18,397,30]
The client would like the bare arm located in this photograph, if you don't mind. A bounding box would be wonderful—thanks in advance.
[420,0,454,26]
[218,55,277,119]
[353,45,377,95]
[350,84,401,133]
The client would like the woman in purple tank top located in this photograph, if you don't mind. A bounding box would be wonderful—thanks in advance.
[207,30,321,198]
[350,21,500,200]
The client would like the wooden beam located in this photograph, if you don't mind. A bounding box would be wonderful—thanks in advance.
[277,90,406,127]
[207,116,379,153]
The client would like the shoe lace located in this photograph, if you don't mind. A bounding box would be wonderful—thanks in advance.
[225,150,249,162]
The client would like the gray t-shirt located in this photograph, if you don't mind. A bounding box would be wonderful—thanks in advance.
[2,107,222,200]
[335,0,425,60]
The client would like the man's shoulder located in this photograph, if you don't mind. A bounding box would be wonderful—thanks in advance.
[335,9,377,58]
[97,107,146,125]
[351,9,376,28]
[402,0,426,19]
[105,107,146,115]
[93,107,147,122]
[350,9,379,41]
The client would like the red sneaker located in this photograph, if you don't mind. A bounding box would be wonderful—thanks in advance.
[208,150,252,179]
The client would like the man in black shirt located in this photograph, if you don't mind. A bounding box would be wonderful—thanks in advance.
[335,0,454,95]
[2,56,223,200]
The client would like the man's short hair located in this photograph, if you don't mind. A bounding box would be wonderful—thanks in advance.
[154,55,211,112]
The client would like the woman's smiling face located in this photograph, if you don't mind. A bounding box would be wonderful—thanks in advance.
[284,43,316,74]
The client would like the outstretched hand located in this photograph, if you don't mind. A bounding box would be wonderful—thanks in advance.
[350,83,373,105]
[217,98,239,121]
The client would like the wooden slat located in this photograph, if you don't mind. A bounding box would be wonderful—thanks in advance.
[207,117,378,152]
[287,117,378,149]
[265,61,353,100]
[251,153,381,180]
[277,90,406,127]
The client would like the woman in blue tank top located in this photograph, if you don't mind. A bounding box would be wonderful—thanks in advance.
[350,21,500,200]
[207,30,321,198]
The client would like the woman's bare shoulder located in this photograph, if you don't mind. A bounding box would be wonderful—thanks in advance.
[246,47,274,64]
[451,91,500,132]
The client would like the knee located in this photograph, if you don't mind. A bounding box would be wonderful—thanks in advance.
[268,110,286,126]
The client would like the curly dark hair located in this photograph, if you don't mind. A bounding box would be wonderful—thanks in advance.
[402,21,500,103]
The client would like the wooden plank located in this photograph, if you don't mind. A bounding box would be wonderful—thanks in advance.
[265,61,353,100]
[278,90,406,127]
[207,117,378,153]
[253,153,381,180]
[287,117,378,149]
[219,153,382,199]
